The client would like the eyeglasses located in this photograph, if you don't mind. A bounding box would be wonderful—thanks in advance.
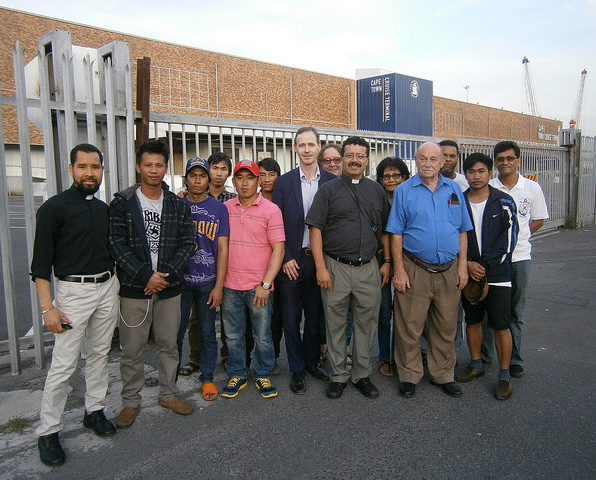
[322,157,341,165]
[343,153,368,160]
[382,173,403,181]
[495,156,518,163]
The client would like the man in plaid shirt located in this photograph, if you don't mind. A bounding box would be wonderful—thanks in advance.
[108,140,194,428]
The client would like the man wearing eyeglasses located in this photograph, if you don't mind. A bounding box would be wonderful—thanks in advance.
[272,127,335,394]
[306,136,391,399]
[482,140,548,378]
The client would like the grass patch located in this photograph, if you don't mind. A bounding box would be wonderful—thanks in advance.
[0,417,33,434]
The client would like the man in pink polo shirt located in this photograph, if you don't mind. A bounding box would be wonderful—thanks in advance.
[221,160,285,399]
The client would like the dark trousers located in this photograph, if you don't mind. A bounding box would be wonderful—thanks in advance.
[278,252,323,373]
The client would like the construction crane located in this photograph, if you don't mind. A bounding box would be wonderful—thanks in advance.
[522,56,540,117]
[569,69,588,129]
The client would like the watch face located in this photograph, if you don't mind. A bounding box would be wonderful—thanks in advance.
[261,282,271,290]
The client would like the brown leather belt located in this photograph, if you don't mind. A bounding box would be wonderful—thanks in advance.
[59,270,113,284]
[404,250,454,273]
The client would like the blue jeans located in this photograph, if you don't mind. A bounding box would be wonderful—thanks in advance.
[378,282,394,362]
[482,260,530,366]
[222,287,274,378]
[177,282,217,382]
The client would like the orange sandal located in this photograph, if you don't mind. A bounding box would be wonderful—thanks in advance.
[379,360,394,377]
[201,382,218,401]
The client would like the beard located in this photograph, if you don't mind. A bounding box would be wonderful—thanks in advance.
[75,179,100,195]
[440,165,456,177]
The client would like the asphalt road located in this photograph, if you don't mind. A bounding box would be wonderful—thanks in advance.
[0,227,595,479]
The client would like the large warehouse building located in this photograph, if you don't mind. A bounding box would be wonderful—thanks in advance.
[1,6,562,151]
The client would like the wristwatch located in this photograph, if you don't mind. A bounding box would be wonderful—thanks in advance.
[384,258,392,264]
[261,282,271,290]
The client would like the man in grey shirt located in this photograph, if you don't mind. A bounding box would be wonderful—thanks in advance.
[306,136,390,400]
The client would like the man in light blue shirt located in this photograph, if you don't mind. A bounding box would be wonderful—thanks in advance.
[387,142,473,399]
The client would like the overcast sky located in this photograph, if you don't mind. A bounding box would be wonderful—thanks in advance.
[2,0,594,135]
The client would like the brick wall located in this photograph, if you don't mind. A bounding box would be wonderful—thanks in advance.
[1,8,561,147]
[0,7,355,145]
[434,96,561,144]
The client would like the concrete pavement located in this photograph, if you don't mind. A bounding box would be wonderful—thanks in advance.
[0,227,595,479]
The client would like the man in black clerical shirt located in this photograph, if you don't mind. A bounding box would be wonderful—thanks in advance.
[31,144,118,466]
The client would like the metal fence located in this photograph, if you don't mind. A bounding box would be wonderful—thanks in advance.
[0,30,135,374]
[1,29,595,375]
[578,135,596,226]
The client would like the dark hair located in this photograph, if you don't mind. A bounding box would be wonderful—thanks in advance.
[341,136,370,157]
[70,143,103,165]
[136,140,169,165]
[463,152,493,172]
[439,139,459,155]
[317,144,342,164]
[208,152,232,174]
[494,140,520,159]
[294,126,320,145]
[258,157,281,176]
[376,156,410,184]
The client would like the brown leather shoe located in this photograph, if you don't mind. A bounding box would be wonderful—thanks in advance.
[158,396,194,415]
[115,406,141,428]
[455,365,485,383]
[495,379,513,401]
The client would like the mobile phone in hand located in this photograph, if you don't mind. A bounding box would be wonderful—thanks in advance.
[60,322,73,330]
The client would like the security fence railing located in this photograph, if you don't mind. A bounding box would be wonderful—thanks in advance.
[1,29,594,375]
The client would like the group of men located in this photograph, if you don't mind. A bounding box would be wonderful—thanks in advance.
[31,127,548,467]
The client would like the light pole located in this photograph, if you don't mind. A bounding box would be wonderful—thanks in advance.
[464,85,470,102]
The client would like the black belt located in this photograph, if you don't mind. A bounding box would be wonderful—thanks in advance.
[301,247,312,256]
[59,269,114,284]
[404,250,454,274]
[327,254,369,267]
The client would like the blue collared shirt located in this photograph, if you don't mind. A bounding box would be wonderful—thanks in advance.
[386,174,473,264]
[299,166,321,248]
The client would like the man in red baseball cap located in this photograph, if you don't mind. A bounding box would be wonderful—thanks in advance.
[220,160,286,399]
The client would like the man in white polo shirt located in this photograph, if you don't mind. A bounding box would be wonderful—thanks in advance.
[482,140,549,378]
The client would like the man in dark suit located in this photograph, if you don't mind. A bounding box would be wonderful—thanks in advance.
[273,126,335,394]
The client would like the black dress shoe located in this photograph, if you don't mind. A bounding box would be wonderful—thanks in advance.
[353,377,379,398]
[431,380,463,397]
[399,381,416,398]
[38,432,65,466]
[306,365,330,381]
[83,410,117,437]
[290,372,306,395]
[509,364,524,378]
[326,381,346,399]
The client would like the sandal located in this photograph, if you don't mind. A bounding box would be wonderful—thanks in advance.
[178,362,199,376]
[379,360,394,377]
[201,382,218,401]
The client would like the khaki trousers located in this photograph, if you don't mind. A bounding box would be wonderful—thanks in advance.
[37,275,118,436]
[321,256,381,383]
[119,294,181,407]
[394,255,459,384]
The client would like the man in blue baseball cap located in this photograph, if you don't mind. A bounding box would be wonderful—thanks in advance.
[176,157,230,401]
